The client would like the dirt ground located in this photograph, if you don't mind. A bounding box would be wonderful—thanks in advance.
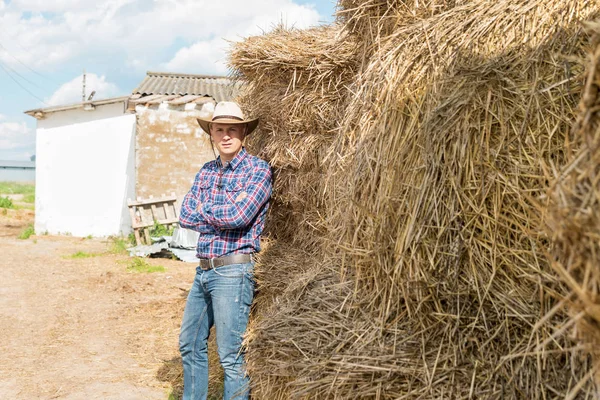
[0,209,203,399]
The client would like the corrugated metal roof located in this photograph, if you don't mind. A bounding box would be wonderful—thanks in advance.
[133,71,240,102]
[0,160,35,169]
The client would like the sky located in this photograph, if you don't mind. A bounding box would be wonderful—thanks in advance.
[0,0,336,161]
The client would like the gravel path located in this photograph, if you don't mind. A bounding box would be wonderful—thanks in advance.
[0,209,195,399]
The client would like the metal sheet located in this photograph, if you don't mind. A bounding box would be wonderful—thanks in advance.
[132,72,241,102]
[170,227,199,249]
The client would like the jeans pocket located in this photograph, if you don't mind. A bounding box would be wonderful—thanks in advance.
[243,263,256,287]
[213,263,244,278]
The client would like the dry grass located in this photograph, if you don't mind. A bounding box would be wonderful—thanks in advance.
[547,20,600,388]
[230,0,600,398]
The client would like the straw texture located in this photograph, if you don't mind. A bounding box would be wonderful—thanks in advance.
[548,20,600,388]
[229,1,600,398]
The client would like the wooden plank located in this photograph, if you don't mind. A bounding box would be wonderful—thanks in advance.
[133,229,142,246]
[127,195,177,207]
[127,200,143,245]
[162,202,170,220]
[132,217,179,229]
[172,195,179,219]
[151,201,160,224]
[143,228,151,245]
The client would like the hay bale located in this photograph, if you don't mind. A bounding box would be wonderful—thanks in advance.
[231,24,356,248]
[229,1,600,398]
[548,20,600,387]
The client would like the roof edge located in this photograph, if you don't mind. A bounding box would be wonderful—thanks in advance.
[145,71,231,80]
[24,96,130,118]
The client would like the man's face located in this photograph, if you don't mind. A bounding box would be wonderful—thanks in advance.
[209,123,246,161]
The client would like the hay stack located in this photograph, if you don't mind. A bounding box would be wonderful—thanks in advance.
[548,21,600,387]
[230,1,600,398]
[232,25,356,251]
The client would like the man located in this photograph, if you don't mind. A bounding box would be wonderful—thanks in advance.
[178,101,272,400]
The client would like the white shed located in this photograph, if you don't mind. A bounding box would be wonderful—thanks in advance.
[24,72,240,238]
[25,97,136,237]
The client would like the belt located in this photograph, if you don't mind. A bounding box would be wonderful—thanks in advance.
[199,253,253,270]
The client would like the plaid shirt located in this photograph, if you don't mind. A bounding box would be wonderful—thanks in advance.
[179,148,272,259]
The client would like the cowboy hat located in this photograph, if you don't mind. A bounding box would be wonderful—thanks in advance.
[197,101,259,135]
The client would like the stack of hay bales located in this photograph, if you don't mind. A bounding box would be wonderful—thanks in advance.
[548,21,600,387]
[231,1,600,398]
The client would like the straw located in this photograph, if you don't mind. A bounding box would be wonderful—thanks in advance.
[228,1,600,398]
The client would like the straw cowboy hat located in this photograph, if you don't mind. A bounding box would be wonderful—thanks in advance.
[197,101,259,135]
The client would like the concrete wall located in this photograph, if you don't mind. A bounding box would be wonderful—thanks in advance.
[35,102,136,237]
[135,103,215,206]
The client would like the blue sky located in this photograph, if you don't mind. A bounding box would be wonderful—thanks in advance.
[0,0,336,160]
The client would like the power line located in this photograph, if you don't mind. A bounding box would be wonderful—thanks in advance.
[0,56,50,93]
[0,40,53,84]
[0,60,49,106]
[0,24,56,82]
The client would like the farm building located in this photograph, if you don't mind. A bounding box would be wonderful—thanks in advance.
[24,71,239,237]
[129,72,240,203]
[0,160,35,182]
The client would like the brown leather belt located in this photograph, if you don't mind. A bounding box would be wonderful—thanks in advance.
[199,253,253,270]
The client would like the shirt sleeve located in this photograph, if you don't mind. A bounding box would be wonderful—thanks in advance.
[179,172,215,234]
[199,163,272,230]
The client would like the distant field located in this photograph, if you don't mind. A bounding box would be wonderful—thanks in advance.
[0,181,35,195]
[0,181,35,206]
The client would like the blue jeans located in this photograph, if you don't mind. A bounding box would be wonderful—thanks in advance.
[179,262,255,400]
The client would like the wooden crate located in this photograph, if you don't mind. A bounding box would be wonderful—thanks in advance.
[127,193,179,246]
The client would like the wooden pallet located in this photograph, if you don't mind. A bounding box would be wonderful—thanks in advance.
[127,193,179,246]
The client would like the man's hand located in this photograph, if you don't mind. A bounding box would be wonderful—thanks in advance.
[196,201,203,212]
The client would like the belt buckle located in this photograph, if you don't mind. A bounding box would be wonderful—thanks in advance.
[200,259,212,270]
[210,258,216,269]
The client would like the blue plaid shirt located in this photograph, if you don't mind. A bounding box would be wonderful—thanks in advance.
[179,148,272,259]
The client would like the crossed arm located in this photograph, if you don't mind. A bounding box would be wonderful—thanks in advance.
[179,165,272,232]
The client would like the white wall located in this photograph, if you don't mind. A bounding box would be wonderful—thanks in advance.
[35,102,136,237]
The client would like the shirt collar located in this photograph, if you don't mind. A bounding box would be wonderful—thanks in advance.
[218,147,247,171]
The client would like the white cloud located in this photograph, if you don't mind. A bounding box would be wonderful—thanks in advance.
[0,119,35,160]
[165,38,229,75]
[10,0,94,13]
[0,0,322,72]
[46,73,121,106]
[163,1,320,73]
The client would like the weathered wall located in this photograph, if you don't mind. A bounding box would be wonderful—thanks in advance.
[35,102,136,237]
[135,102,215,206]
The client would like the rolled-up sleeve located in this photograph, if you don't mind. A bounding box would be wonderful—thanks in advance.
[199,164,272,230]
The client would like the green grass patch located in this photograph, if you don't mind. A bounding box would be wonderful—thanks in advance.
[64,251,101,259]
[0,196,14,209]
[149,220,175,237]
[0,182,35,196]
[22,193,35,203]
[18,224,34,240]
[108,235,136,254]
[127,257,165,273]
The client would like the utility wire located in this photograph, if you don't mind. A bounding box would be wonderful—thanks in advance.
[0,25,55,82]
[0,40,53,84]
[0,60,49,105]
[0,57,50,93]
